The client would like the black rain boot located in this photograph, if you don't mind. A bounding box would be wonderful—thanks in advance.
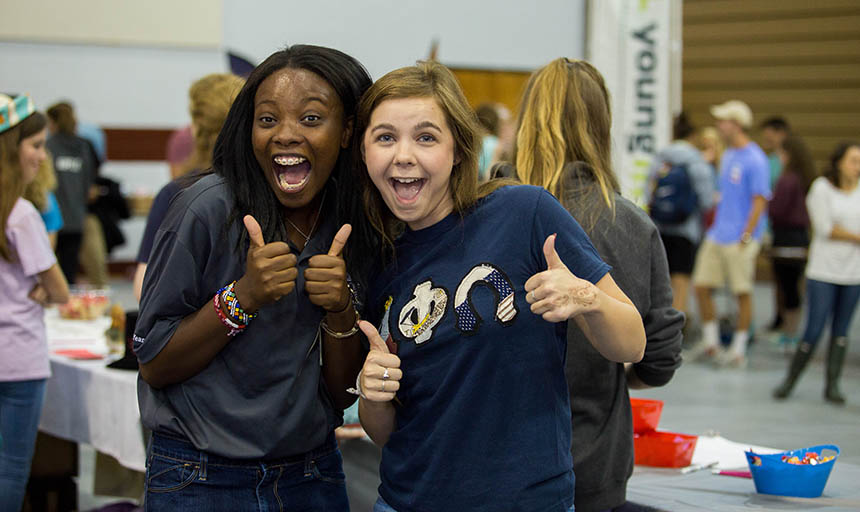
[773,341,814,399]
[825,337,848,405]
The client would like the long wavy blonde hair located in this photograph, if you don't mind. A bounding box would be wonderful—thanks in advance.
[176,73,245,176]
[514,58,618,214]
[23,156,58,212]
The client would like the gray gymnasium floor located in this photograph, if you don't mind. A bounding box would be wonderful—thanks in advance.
[77,281,860,510]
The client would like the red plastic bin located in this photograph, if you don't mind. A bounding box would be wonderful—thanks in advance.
[630,398,663,433]
[634,431,698,467]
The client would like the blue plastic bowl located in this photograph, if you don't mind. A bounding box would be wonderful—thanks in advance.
[745,444,839,498]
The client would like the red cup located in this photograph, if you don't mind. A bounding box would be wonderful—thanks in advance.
[634,430,698,467]
[630,398,663,433]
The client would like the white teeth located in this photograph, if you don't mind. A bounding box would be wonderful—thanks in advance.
[274,155,306,166]
[393,177,421,184]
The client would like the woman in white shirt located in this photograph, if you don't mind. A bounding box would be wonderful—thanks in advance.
[774,141,860,404]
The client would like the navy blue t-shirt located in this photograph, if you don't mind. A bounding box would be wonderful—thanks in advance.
[367,185,610,512]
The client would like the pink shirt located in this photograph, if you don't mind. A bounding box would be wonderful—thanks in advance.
[1,198,57,381]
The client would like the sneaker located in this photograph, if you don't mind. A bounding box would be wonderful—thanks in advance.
[684,342,720,362]
[778,334,799,355]
[716,350,747,369]
[766,331,784,345]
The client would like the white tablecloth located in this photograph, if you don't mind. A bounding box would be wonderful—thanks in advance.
[38,309,146,472]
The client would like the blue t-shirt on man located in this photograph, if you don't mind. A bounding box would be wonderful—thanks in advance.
[708,142,771,244]
[367,185,610,512]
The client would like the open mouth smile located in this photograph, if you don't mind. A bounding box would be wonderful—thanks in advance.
[273,155,311,192]
[390,177,425,202]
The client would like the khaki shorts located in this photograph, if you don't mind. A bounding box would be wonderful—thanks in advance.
[692,238,760,295]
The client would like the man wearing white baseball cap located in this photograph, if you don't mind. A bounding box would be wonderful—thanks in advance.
[688,99,770,367]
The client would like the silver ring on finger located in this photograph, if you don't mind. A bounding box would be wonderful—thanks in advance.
[529,291,536,302]
[383,368,390,380]
[381,380,386,392]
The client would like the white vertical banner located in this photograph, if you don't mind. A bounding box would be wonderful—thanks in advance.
[587,0,676,205]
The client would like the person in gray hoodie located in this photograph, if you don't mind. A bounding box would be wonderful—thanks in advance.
[501,57,684,512]
[647,113,716,317]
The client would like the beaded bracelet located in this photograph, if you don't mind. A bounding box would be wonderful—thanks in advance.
[213,292,244,337]
[218,281,257,325]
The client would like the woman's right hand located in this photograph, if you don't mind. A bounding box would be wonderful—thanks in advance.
[28,283,49,307]
[234,215,298,312]
[358,321,402,402]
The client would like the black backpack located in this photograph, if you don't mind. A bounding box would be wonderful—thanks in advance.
[649,162,698,224]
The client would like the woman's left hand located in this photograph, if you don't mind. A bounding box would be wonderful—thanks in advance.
[525,234,601,322]
[305,224,353,312]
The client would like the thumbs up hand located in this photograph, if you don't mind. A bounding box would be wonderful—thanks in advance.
[233,215,298,313]
[305,224,353,312]
[358,321,402,402]
[524,234,601,323]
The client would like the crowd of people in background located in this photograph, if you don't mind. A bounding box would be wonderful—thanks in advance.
[647,101,860,407]
[2,41,859,512]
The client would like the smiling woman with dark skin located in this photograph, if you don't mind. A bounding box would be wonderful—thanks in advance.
[133,45,372,510]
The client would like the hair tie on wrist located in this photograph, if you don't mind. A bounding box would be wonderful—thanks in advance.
[346,370,367,399]
[321,312,360,339]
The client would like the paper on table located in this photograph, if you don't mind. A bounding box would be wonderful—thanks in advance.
[53,348,104,360]
[690,433,783,470]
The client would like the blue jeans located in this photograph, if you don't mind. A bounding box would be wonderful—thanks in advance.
[144,432,349,511]
[0,379,47,512]
[801,279,860,345]
[374,496,575,511]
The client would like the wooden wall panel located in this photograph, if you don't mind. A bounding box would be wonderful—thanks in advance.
[684,0,860,22]
[683,0,860,176]
[450,68,532,113]
[104,128,174,161]
[683,89,860,113]
[684,16,860,44]
[685,40,860,66]
[684,64,860,87]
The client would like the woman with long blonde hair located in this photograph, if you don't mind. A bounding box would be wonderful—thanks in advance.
[133,73,245,300]
[506,58,683,511]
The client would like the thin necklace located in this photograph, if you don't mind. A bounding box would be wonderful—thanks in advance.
[285,190,326,245]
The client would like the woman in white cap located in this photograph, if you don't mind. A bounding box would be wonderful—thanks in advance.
[0,94,70,511]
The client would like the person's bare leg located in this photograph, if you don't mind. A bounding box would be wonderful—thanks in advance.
[737,293,752,332]
[721,293,753,366]
[696,286,715,324]
[671,274,690,313]
[690,286,719,358]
